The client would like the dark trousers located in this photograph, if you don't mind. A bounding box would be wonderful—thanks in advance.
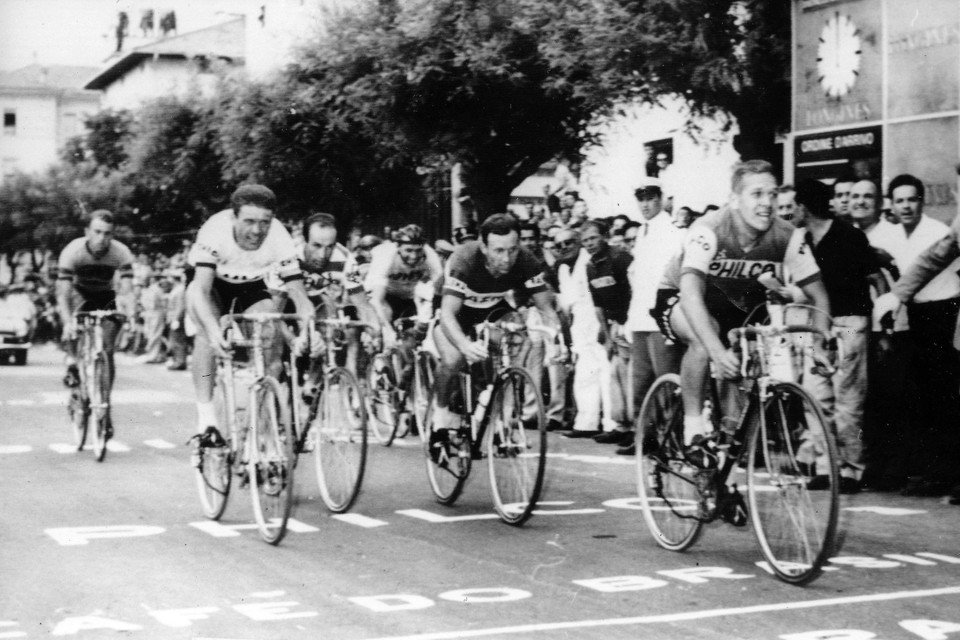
[907,298,960,484]
[630,331,682,422]
[863,331,914,484]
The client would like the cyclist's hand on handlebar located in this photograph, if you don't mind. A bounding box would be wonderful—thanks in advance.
[711,347,741,380]
[462,340,489,364]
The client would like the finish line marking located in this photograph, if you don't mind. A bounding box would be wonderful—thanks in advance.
[363,585,960,640]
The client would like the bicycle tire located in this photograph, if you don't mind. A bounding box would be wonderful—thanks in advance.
[747,380,839,585]
[90,354,110,462]
[424,401,471,505]
[194,373,233,519]
[366,353,399,445]
[413,352,437,444]
[312,366,368,513]
[69,388,90,451]
[636,373,704,551]
[487,367,546,526]
[247,376,295,545]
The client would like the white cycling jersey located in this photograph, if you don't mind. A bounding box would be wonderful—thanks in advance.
[189,209,301,284]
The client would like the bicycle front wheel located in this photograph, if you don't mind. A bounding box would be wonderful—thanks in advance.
[748,381,839,585]
[366,353,399,445]
[413,352,437,444]
[424,403,471,505]
[487,368,546,525]
[247,377,295,545]
[312,367,368,513]
[194,373,232,519]
[69,388,89,451]
[90,354,110,462]
[636,373,704,551]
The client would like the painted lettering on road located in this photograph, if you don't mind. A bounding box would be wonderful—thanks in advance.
[45,525,165,546]
[189,519,319,538]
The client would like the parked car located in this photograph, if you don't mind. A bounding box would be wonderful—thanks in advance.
[0,286,37,365]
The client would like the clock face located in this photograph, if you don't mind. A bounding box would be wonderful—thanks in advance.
[816,12,862,99]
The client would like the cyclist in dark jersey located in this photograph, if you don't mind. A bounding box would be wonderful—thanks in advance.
[56,210,135,399]
[433,213,563,433]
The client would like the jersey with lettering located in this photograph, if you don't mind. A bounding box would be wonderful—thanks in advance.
[188,209,301,285]
[300,243,362,302]
[443,241,548,313]
[662,207,820,313]
[364,242,443,299]
[57,238,135,295]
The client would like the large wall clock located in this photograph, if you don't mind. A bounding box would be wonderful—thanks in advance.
[816,11,862,99]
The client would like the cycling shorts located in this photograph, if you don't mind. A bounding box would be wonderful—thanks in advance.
[654,287,748,348]
[212,279,272,315]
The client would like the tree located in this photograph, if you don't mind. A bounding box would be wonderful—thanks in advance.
[608,0,791,161]
[291,0,629,217]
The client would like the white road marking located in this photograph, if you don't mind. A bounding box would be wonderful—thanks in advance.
[362,585,960,640]
[106,440,130,452]
[50,443,77,454]
[144,439,176,449]
[0,445,31,454]
[332,513,390,528]
[5,399,35,406]
[843,506,927,516]
[396,509,499,523]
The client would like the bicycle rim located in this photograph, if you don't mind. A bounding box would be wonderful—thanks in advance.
[313,367,368,513]
[195,375,232,519]
[366,354,398,445]
[747,381,839,585]
[413,352,437,444]
[424,404,471,505]
[248,377,295,545]
[487,368,546,525]
[91,355,109,462]
[636,374,704,551]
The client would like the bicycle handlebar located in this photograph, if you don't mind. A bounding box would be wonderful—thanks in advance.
[220,312,307,325]
[74,310,127,321]
[727,323,844,379]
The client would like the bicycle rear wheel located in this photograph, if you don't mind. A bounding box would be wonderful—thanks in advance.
[248,377,295,545]
[367,353,400,445]
[747,381,839,585]
[90,354,110,462]
[313,367,368,513]
[194,374,232,519]
[486,368,546,525]
[636,374,704,551]
[424,404,471,505]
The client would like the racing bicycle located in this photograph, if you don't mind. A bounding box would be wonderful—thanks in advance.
[636,322,842,585]
[69,309,125,462]
[423,315,560,525]
[192,312,301,545]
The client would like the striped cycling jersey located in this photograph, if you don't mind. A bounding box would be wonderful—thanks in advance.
[661,207,820,313]
[57,238,134,295]
[443,241,548,311]
[300,242,363,301]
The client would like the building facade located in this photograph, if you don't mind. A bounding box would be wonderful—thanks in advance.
[0,66,100,183]
[789,0,960,222]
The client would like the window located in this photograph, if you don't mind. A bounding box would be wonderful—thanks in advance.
[3,110,15,136]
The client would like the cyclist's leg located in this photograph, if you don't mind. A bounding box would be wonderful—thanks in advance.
[432,322,466,431]
[187,281,222,431]
[247,296,283,379]
[667,301,713,445]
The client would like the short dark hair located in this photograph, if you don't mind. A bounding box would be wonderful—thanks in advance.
[518,222,540,241]
[795,179,833,220]
[634,185,662,200]
[778,184,795,195]
[622,220,641,232]
[579,219,608,237]
[88,209,115,226]
[302,212,337,239]
[231,184,276,215]
[833,169,858,190]
[480,213,519,243]
[887,174,925,201]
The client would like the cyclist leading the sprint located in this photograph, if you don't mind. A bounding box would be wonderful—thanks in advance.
[57,210,135,436]
[433,213,563,433]
[186,184,314,439]
[655,160,831,448]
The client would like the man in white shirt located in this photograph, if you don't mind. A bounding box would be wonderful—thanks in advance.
[872,174,960,497]
[601,179,683,455]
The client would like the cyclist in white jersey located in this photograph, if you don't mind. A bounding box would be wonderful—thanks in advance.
[655,160,831,450]
[186,185,314,439]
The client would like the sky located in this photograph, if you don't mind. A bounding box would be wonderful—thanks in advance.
[0,0,247,72]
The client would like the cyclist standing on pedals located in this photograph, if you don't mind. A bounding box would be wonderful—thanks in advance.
[57,209,135,439]
[654,160,831,465]
[433,213,564,443]
[186,185,314,446]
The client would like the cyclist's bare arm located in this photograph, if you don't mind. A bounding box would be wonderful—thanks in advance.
[530,289,564,337]
[797,279,832,334]
[368,283,396,340]
[55,278,76,332]
[678,272,739,379]
[189,266,230,357]
[439,294,486,363]
[347,290,381,333]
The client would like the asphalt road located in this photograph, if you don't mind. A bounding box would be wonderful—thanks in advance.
[1,344,959,640]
